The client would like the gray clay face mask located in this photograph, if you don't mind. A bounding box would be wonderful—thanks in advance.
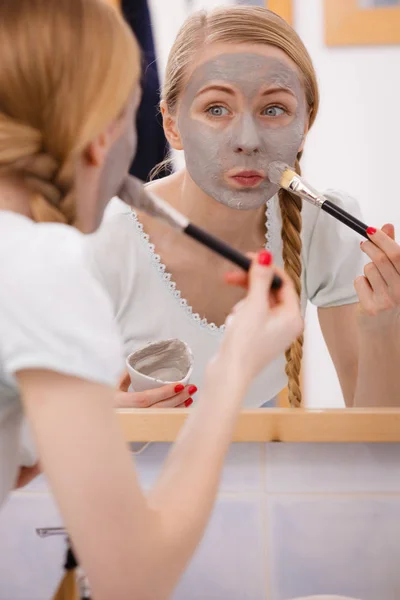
[177,53,307,209]
[129,339,192,383]
[98,94,139,220]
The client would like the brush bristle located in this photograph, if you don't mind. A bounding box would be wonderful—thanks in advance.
[280,168,297,190]
[267,161,297,189]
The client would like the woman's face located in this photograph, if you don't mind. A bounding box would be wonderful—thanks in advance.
[175,43,308,210]
[76,88,140,232]
[97,90,140,215]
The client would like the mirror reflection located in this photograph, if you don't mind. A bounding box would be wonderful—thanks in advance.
[85,2,400,410]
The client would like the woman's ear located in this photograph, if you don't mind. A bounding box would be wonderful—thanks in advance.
[84,132,108,167]
[161,100,183,151]
[83,118,121,167]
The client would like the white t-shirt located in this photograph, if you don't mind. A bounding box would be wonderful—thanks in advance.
[0,211,124,508]
[85,190,366,408]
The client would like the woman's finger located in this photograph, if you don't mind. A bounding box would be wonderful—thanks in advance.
[121,383,197,408]
[360,241,398,286]
[354,275,375,313]
[118,370,132,392]
[224,271,248,287]
[366,226,400,274]
[267,266,299,312]
[156,395,194,409]
[176,399,195,408]
[363,261,387,295]
[226,251,274,295]
[225,300,247,328]
[232,299,246,314]
[247,251,274,304]
[382,223,395,240]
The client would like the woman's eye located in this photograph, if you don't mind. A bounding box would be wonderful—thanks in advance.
[262,106,285,117]
[206,105,230,117]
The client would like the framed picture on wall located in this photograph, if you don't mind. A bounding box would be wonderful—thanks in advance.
[325,0,400,46]
[265,0,293,25]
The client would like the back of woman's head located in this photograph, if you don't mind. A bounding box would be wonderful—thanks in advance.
[0,0,139,225]
[163,6,319,406]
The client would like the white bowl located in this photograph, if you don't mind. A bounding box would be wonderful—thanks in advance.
[126,339,194,393]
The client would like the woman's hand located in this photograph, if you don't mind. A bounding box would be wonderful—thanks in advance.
[351,225,400,406]
[214,251,303,383]
[356,224,400,331]
[116,371,197,408]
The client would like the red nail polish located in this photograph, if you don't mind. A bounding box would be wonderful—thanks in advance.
[367,227,377,236]
[175,384,184,393]
[185,398,193,407]
[188,385,198,395]
[258,250,272,266]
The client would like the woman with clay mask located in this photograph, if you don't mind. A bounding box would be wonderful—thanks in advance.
[0,1,302,597]
[87,5,400,408]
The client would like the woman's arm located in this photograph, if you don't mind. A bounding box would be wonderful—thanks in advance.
[318,225,400,407]
[353,224,400,406]
[318,300,400,408]
[18,258,302,600]
[18,369,244,600]
[317,304,359,407]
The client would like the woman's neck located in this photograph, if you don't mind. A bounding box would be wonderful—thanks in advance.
[151,169,266,250]
[0,178,32,217]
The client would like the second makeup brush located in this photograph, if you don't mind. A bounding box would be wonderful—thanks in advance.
[267,161,371,239]
[119,176,282,290]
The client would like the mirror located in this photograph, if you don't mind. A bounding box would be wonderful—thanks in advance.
[90,0,400,412]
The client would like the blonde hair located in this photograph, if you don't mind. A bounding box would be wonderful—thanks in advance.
[162,6,319,407]
[0,0,140,227]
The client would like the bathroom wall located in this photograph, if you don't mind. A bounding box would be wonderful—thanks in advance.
[294,0,400,407]
[2,442,400,599]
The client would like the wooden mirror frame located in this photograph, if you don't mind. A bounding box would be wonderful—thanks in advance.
[113,1,400,439]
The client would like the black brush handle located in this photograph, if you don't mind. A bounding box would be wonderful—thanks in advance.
[321,199,369,239]
[185,223,282,290]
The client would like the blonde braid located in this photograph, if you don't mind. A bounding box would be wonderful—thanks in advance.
[0,113,76,225]
[27,156,76,225]
[279,157,303,407]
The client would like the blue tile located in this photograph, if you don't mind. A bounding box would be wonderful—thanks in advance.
[265,443,400,494]
[267,496,400,600]
[133,442,264,493]
[0,493,65,600]
[173,495,266,600]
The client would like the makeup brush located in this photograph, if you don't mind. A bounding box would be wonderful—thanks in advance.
[267,161,371,239]
[52,546,79,600]
[119,176,282,290]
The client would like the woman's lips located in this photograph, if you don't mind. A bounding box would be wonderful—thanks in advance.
[228,171,265,188]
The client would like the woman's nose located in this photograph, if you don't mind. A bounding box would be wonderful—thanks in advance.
[232,114,262,155]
